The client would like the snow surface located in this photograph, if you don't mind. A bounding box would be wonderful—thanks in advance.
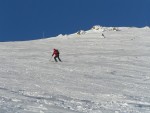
[0,26,150,113]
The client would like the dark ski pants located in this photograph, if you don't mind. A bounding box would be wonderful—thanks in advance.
[54,55,62,62]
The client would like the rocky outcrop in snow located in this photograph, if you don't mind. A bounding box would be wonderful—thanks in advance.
[91,25,120,32]
[76,30,86,35]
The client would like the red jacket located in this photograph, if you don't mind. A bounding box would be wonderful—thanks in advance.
[52,49,59,57]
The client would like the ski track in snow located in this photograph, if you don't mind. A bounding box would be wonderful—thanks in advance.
[0,27,150,113]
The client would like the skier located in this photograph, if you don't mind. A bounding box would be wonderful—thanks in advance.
[52,48,62,62]
[102,33,105,38]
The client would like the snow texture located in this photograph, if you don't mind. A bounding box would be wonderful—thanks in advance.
[0,26,150,113]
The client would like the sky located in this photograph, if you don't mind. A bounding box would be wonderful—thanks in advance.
[0,0,149,42]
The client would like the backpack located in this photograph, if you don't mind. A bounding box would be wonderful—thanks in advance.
[55,49,59,54]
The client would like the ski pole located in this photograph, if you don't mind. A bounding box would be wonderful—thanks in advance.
[49,56,53,61]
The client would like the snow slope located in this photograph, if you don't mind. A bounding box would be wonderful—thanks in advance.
[0,26,150,113]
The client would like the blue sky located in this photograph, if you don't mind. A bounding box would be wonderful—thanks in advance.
[0,0,149,41]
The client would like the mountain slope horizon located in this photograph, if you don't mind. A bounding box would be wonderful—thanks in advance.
[1,25,150,42]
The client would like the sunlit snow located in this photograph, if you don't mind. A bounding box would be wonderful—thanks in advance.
[0,26,150,113]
